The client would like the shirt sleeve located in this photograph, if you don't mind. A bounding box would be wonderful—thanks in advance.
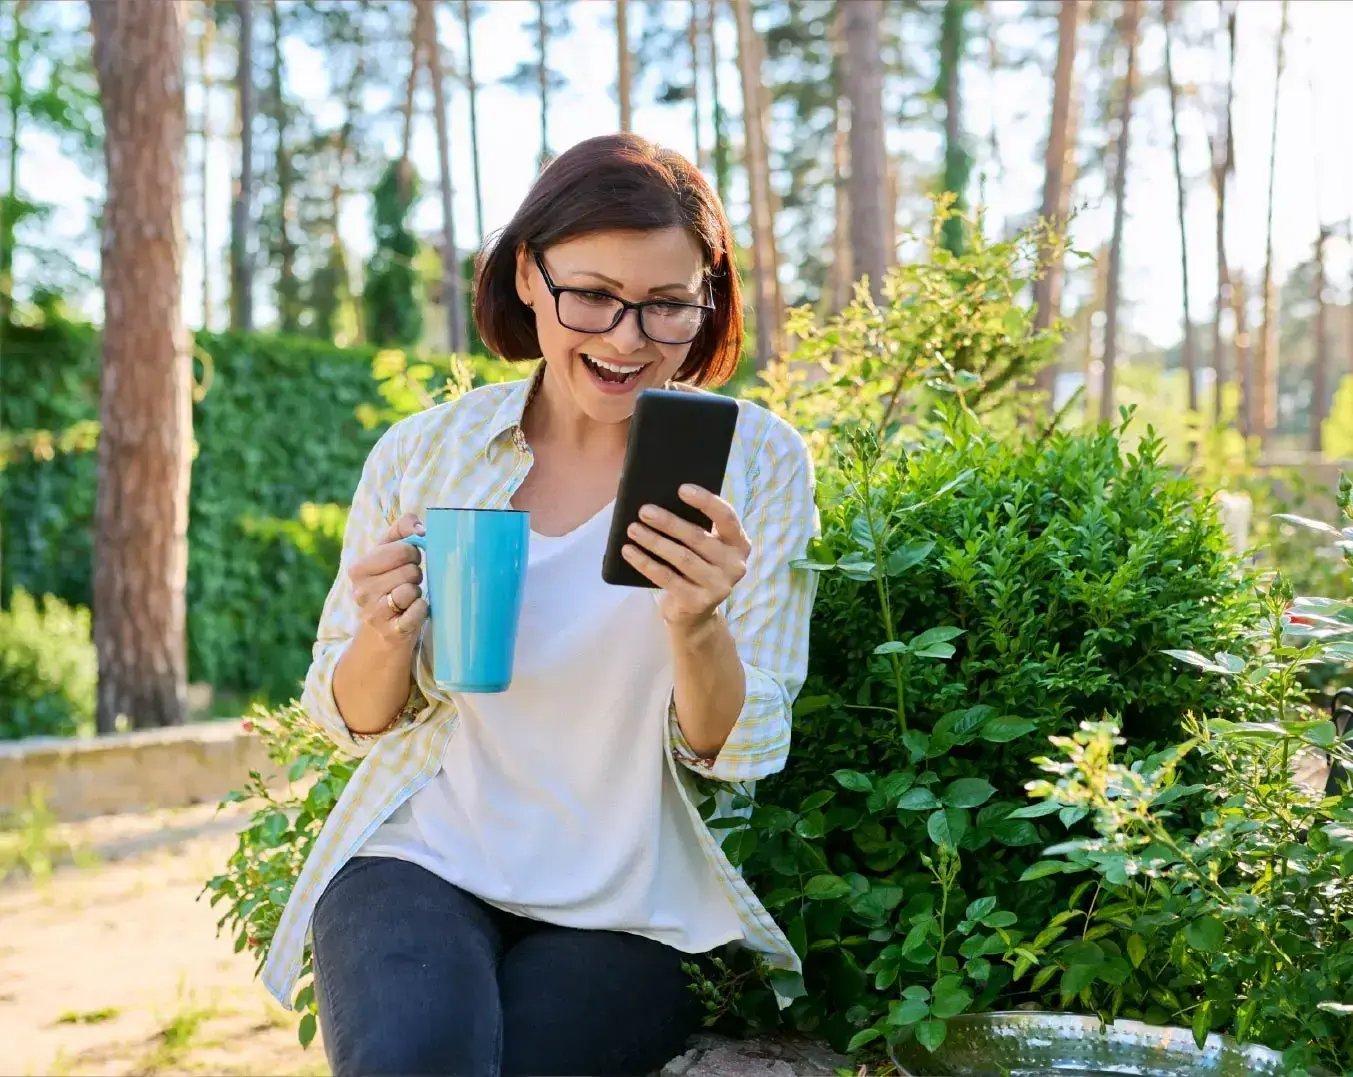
[668,417,819,782]
[300,421,427,759]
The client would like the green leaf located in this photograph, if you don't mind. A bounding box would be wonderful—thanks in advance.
[912,626,965,650]
[1007,800,1061,819]
[898,788,941,811]
[1185,916,1224,953]
[981,716,1037,742]
[915,1019,947,1052]
[942,777,996,809]
[298,1012,317,1048]
[873,640,910,655]
[1192,999,1214,1049]
[890,997,931,1026]
[966,896,997,920]
[833,769,874,793]
[1019,860,1069,882]
[1127,935,1147,969]
[927,809,956,850]
[792,695,832,718]
[930,983,972,1020]
[804,874,854,901]
[800,790,835,813]
[885,540,935,576]
[912,642,957,660]
[722,828,758,866]
[847,1028,884,1051]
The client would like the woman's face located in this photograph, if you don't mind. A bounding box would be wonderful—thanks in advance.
[515,227,708,426]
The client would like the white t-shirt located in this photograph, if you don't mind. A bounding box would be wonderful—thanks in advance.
[359,501,746,954]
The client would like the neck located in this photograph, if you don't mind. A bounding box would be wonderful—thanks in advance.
[521,364,630,458]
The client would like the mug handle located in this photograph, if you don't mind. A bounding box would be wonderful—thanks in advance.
[400,533,430,614]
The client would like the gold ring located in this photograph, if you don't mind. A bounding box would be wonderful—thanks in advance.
[386,592,403,615]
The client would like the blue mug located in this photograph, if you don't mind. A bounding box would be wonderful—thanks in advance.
[402,507,530,693]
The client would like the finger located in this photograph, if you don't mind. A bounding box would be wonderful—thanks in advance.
[386,581,424,616]
[351,537,423,584]
[627,522,722,587]
[380,512,425,544]
[677,486,750,552]
[355,561,423,609]
[388,596,429,640]
[637,503,738,566]
[621,543,705,600]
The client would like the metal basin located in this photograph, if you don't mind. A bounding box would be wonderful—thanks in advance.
[890,1012,1311,1076]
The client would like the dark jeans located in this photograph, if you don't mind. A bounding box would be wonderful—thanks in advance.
[311,856,706,1077]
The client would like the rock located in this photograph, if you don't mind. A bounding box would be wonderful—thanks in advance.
[659,1032,848,1077]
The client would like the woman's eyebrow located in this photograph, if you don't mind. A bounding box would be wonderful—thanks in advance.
[567,268,700,296]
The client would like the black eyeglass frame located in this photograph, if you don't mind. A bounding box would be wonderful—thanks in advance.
[531,251,715,345]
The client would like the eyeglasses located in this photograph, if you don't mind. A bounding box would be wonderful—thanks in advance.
[532,252,714,345]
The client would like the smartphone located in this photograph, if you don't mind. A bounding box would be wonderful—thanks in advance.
[601,388,741,588]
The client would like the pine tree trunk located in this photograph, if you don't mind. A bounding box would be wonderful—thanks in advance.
[706,0,729,208]
[1232,270,1251,435]
[230,0,253,330]
[462,0,484,244]
[417,0,465,354]
[1100,0,1141,422]
[1210,0,1236,425]
[616,0,631,132]
[536,0,550,168]
[1,0,29,324]
[1032,0,1081,398]
[842,0,888,303]
[1163,0,1198,414]
[1311,227,1330,452]
[198,0,214,330]
[269,0,299,333]
[688,1,702,169]
[938,0,970,255]
[1256,0,1288,446]
[88,0,192,732]
[732,0,781,366]
[400,6,418,166]
[829,3,851,313]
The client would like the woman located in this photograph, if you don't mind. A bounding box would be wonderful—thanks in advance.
[261,133,818,1077]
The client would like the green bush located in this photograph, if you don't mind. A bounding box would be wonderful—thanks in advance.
[0,589,95,739]
[726,412,1268,1053]
[1,316,513,703]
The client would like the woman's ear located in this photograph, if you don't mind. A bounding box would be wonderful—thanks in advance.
[514,245,535,309]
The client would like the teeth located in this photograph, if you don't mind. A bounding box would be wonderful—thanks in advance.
[587,354,643,375]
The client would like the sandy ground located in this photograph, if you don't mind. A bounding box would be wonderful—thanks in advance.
[0,804,329,1077]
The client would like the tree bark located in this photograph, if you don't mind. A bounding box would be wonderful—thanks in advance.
[841,0,888,304]
[616,0,631,132]
[416,0,466,354]
[269,0,299,333]
[1232,269,1251,435]
[938,0,970,255]
[705,0,729,208]
[1210,0,1236,425]
[688,0,701,170]
[230,0,253,330]
[1100,0,1141,422]
[536,0,550,168]
[1256,0,1288,446]
[1311,227,1330,452]
[198,0,214,330]
[1163,0,1197,414]
[461,0,485,244]
[1,0,30,324]
[1033,0,1082,398]
[732,0,782,366]
[829,4,851,313]
[88,0,192,732]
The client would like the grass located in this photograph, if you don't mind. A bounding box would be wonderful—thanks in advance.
[0,788,98,884]
[134,983,224,1075]
[56,1006,120,1025]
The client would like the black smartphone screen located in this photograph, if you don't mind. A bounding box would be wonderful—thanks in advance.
[601,388,740,588]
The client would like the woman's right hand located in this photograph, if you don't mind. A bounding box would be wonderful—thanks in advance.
[348,512,429,646]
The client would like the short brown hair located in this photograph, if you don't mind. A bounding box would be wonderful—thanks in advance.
[473,133,743,386]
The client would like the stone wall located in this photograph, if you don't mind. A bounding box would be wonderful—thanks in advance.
[0,722,276,821]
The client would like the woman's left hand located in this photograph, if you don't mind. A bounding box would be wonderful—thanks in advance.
[622,485,752,630]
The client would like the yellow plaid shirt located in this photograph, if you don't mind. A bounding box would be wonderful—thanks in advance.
[261,366,819,1009]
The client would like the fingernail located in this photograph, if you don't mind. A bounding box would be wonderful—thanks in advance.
[679,484,698,497]
[639,505,657,521]
[414,523,426,535]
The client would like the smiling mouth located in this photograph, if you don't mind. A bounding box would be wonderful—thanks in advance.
[582,353,646,385]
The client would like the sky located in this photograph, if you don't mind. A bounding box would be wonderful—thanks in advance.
[14,0,1353,356]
